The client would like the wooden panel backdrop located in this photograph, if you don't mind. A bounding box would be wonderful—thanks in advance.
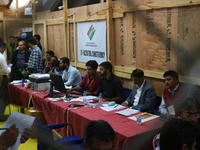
[33,0,200,96]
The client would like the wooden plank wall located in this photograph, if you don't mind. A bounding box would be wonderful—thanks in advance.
[33,0,200,96]
[3,20,32,42]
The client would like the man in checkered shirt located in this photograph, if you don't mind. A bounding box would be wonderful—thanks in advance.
[26,37,43,75]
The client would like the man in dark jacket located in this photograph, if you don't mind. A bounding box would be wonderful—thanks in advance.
[122,69,157,112]
[10,40,31,81]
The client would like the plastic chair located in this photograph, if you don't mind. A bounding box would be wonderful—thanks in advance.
[153,133,160,150]
[123,87,132,100]
[35,118,84,150]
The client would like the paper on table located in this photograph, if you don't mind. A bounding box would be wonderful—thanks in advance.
[116,108,139,116]
[10,80,22,85]
[0,112,35,150]
[100,104,125,112]
[128,112,159,123]
[48,97,64,101]
[65,85,72,89]
[79,96,98,100]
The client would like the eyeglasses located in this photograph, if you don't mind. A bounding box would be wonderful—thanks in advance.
[184,112,200,119]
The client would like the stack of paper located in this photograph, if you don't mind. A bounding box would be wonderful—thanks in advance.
[0,112,35,150]
[100,104,125,112]
[128,112,159,123]
[115,108,139,116]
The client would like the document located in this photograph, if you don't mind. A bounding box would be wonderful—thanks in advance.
[116,108,139,116]
[79,95,98,100]
[100,104,125,112]
[128,112,159,123]
[0,112,35,150]
[10,80,22,85]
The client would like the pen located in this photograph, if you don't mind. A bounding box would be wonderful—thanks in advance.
[114,104,118,108]
[0,128,8,130]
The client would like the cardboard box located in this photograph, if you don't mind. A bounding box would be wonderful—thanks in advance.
[24,108,47,138]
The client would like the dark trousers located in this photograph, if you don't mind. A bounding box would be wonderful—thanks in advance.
[0,75,8,121]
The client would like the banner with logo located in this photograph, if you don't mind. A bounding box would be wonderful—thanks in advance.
[77,21,107,64]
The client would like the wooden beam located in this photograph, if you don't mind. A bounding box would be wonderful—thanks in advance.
[43,20,47,52]
[33,20,45,24]
[1,17,32,21]
[107,0,114,62]
[46,19,65,26]
[63,0,68,57]
[113,0,200,13]
[68,10,123,23]
[32,0,36,21]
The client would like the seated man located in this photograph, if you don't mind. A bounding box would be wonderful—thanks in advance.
[159,70,187,117]
[0,124,31,149]
[84,120,115,150]
[69,60,101,96]
[122,69,157,112]
[99,61,124,104]
[43,50,54,73]
[159,118,197,150]
[60,57,82,87]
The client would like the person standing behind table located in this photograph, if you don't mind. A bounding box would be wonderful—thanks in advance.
[159,70,187,118]
[33,34,42,51]
[7,35,17,63]
[43,50,54,73]
[10,41,31,82]
[122,69,157,112]
[69,60,101,96]
[26,37,43,75]
[60,57,82,87]
[0,41,11,121]
[99,61,124,104]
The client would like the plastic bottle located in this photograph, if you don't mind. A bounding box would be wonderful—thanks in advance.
[83,90,88,105]
[136,107,142,125]
[33,82,38,91]
[98,93,103,107]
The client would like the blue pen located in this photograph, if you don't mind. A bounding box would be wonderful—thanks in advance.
[114,104,118,108]
[0,128,8,130]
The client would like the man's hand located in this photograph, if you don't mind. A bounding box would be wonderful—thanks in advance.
[0,124,18,149]
[20,128,31,143]
[121,101,128,106]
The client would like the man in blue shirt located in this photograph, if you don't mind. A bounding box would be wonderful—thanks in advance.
[60,57,82,87]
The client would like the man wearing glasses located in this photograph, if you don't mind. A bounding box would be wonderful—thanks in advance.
[122,69,157,112]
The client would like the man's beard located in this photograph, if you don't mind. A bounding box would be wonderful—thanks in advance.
[100,72,106,77]
[60,66,66,71]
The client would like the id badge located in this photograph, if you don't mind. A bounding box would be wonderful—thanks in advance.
[167,105,175,115]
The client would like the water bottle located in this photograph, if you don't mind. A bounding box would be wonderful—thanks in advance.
[98,93,103,107]
[83,90,88,105]
[136,107,142,125]
[33,82,38,91]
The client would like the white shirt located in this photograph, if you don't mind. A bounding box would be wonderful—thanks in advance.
[159,84,180,115]
[0,52,11,75]
[133,80,145,106]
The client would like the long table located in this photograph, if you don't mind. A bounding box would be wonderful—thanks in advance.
[8,83,163,150]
